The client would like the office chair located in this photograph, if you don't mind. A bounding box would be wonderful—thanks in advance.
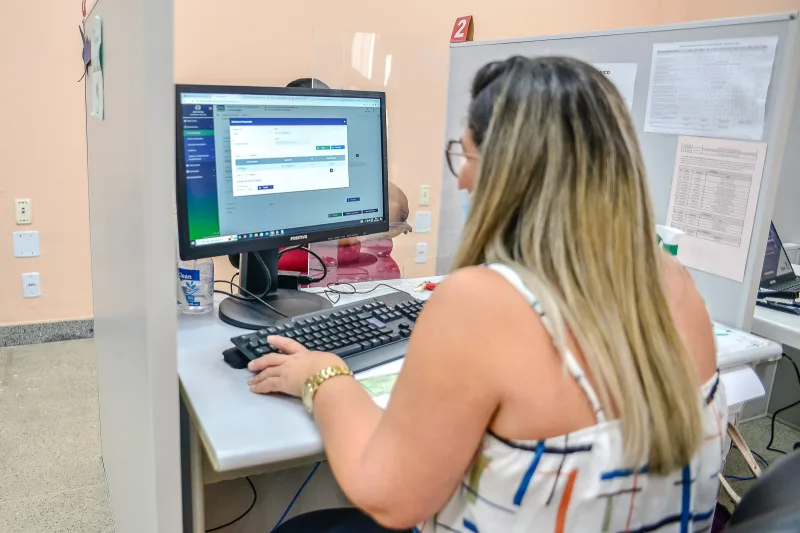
[725,450,800,532]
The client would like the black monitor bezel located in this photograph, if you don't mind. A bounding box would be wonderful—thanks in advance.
[175,84,390,261]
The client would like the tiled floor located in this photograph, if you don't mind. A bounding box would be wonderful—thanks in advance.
[0,338,798,531]
[0,339,113,533]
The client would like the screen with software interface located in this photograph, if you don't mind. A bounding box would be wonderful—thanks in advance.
[180,91,386,247]
[761,223,795,283]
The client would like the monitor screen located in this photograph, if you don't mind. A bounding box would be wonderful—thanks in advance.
[761,222,795,285]
[175,86,389,260]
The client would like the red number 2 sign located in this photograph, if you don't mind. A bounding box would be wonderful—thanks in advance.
[450,16,473,43]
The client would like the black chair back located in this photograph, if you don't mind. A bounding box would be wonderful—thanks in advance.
[725,450,800,532]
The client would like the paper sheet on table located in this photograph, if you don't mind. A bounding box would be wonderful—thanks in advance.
[666,136,767,281]
[720,366,765,407]
[593,63,637,112]
[357,359,403,409]
[644,36,778,139]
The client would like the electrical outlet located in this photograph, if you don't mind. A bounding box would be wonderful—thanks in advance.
[22,273,41,298]
[415,242,428,264]
[419,185,431,206]
[15,199,32,224]
[13,231,40,257]
[414,211,432,233]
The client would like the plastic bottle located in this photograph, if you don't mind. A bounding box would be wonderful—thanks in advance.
[177,258,214,314]
[655,225,685,258]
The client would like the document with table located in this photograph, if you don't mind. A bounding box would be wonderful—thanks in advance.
[666,136,767,281]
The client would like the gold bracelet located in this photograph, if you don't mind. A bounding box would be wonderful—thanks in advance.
[302,365,353,413]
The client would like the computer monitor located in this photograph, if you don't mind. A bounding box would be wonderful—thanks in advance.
[175,85,390,328]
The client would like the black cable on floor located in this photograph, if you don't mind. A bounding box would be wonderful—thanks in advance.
[205,477,257,532]
[767,353,800,454]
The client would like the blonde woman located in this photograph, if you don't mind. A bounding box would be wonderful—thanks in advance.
[248,56,727,533]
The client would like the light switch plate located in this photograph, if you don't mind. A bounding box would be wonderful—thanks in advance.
[414,211,432,233]
[15,199,32,224]
[415,242,428,264]
[13,231,40,257]
[22,272,41,298]
[419,185,431,206]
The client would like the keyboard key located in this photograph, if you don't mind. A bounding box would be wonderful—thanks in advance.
[255,346,271,355]
[324,344,335,351]
[379,335,391,344]
[332,344,362,357]
[370,338,383,348]
[389,333,401,342]
[359,341,372,350]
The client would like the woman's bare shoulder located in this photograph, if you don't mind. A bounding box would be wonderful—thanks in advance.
[662,254,717,381]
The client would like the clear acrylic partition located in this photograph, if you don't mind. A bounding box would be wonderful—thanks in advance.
[303,29,457,288]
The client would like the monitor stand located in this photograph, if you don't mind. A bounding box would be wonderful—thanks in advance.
[218,249,332,329]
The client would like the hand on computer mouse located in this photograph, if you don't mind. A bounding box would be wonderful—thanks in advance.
[247,336,345,397]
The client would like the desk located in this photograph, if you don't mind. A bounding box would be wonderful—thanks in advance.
[178,276,780,531]
[178,278,434,531]
[751,264,800,429]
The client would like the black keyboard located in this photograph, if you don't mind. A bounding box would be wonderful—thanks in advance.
[230,292,426,373]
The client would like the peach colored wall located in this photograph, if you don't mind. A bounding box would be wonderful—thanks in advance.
[3,0,798,325]
[0,1,93,326]
[175,0,800,282]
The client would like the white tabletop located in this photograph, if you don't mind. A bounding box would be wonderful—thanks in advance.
[751,263,800,351]
[178,278,434,472]
[752,306,800,350]
[178,276,781,473]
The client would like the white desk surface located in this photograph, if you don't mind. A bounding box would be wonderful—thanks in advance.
[751,263,800,351]
[178,278,433,472]
[178,276,781,473]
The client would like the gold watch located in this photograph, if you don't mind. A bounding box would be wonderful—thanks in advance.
[302,365,353,413]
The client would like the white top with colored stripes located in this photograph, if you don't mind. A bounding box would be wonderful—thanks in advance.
[417,264,728,533]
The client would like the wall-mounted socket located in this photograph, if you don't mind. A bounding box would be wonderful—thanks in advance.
[15,199,32,225]
[414,211,432,233]
[13,231,40,257]
[415,242,428,264]
[22,272,41,298]
[419,185,431,206]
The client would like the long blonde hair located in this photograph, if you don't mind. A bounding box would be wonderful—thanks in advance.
[454,56,701,474]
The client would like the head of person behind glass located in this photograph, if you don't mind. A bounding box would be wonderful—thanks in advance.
[250,56,718,533]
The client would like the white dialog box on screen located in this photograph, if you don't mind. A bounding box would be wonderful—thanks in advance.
[229,118,350,197]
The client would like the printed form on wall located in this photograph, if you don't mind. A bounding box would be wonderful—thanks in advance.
[644,36,778,140]
[667,136,767,282]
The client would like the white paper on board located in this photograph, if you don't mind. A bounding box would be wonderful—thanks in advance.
[720,366,764,407]
[644,36,778,140]
[593,63,638,112]
[90,16,104,120]
[91,70,104,119]
[667,136,767,281]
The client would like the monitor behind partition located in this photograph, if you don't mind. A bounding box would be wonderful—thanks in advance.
[175,84,390,328]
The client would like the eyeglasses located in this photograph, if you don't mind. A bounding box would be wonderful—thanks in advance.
[445,139,480,177]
